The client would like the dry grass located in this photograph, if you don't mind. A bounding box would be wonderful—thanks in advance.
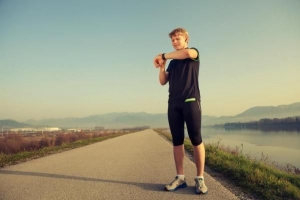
[154,128,300,200]
[0,131,116,154]
[0,129,140,168]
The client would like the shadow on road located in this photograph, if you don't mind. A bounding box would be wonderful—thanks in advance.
[0,170,195,195]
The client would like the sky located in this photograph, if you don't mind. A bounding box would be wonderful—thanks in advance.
[0,0,299,121]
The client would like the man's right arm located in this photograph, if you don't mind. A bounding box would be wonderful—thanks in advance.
[159,67,168,85]
[154,54,168,85]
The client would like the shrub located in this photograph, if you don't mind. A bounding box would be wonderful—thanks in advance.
[39,137,50,147]
[55,134,67,146]
[0,134,25,154]
[78,132,89,140]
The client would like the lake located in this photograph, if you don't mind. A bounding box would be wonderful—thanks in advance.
[177,127,300,169]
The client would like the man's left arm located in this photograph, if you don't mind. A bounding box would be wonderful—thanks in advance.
[162,48,198,60]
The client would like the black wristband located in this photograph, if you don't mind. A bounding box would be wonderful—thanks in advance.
[162,53,166,60]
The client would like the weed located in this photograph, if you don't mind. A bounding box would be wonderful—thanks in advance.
[0,130,138,168]
[154,128,300,200]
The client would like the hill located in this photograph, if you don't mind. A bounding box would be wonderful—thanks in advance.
[24,112,169,129]
[236,102,300,118]
[2,102,300,128]
[0,119,32,129]
[204,102,300,125]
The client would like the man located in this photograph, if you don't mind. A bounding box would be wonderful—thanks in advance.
[153,27,208,194]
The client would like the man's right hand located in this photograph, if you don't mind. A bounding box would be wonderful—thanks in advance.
[153,54,165,68]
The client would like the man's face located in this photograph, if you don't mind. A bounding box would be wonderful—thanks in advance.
[171,33,188,50]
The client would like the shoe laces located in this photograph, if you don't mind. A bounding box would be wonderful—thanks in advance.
[195,178,203,188]
[170,176,181,185]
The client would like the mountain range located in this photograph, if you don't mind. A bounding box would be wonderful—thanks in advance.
[203,102,300,126]
[1,102,300,129]
[0,119,32,129]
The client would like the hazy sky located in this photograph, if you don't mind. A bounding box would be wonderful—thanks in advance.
[1,0,299,121]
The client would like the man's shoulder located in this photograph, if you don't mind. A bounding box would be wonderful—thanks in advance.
[189,47,199,61]
[189,47,199,54]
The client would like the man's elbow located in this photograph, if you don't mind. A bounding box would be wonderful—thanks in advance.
[159,80,168,86]
[160,81,166,86]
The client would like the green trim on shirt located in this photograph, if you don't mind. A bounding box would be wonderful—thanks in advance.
[185,98,196,102]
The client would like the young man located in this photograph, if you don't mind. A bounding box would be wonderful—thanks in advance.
[153,28,208,194]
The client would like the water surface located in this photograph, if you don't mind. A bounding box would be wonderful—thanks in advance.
[178,127,300,168]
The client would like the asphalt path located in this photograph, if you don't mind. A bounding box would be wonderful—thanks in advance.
[0,129,239,200]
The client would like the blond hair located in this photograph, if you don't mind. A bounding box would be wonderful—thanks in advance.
[168,28,189,41]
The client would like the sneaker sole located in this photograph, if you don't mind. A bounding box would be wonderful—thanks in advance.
[164,183,187,191]
[195,190,208,195]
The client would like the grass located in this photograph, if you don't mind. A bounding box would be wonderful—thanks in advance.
[154,128,300,200]
[0,131,135,168]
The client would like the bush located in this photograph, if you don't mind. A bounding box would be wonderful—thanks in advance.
[55,134,67,146]
[39,137,50,147]
[0,134,25,154]
[24,140,40,151]
[0,131,118,155]
[78,132,89,140]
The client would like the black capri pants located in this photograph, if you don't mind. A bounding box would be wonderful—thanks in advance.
[168,100,202,146]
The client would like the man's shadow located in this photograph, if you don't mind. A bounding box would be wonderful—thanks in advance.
[0,170,195,195]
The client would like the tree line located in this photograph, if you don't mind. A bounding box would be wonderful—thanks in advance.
[224,116,300,132]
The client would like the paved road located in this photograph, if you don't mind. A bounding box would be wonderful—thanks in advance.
[0,129,238,200]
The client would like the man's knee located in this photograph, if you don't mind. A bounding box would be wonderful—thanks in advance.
[190,135,202,146]
[172,140,184,146]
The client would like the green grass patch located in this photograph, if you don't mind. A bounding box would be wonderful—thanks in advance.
[154,128,300,200]
[0,132,132,168]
